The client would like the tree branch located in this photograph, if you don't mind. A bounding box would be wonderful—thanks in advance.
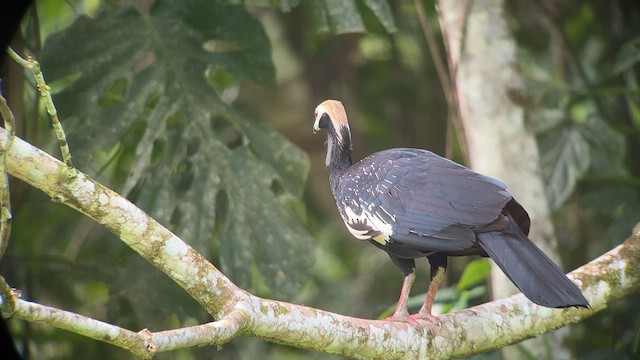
[3,288,248,358]
[7,48,74,170]
[0,125,246,318]
[150,310,249,353]
[0,94,15,260]
[14,297,151,358]
[0,127,639,358]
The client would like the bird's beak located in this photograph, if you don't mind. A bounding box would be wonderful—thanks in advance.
[313,119,320,134]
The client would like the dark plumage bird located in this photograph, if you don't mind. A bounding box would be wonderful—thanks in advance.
[313,99,589,323]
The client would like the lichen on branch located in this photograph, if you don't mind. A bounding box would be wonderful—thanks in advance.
[0,126,639,359]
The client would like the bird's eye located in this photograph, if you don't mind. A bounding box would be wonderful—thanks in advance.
[314,110,318,119]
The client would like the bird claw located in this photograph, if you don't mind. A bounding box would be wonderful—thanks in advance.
[383,313,440,326]
[383,314,421,326]
[408,312,441,326]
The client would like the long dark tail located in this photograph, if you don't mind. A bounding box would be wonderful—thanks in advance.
[477,211,589,308]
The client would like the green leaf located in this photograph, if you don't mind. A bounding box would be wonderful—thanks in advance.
[534,97,627,209]
[580,186,640,258]
[530,108,565,134]
[539,124,590,209]
[455,259,491,293]
[613,36,640,75]
[233,0,397,33]
[41,0,313,298]
[578,115,626,174]
[324,0,365,34]
[310,0,331,32]
[242,0,302,12]
[362,0,397,33]
[448,291,469,313]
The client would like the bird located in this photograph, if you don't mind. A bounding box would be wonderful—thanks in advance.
[312,99,589,323]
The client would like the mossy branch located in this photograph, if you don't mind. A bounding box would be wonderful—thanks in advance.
[0,94,15,259]
[0,125,639,359]
[7,48,75,172]
[0,275,248,359]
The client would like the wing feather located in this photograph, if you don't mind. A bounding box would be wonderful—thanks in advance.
[337,148,512,252]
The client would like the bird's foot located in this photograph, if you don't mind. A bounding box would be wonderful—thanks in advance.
[383,313,422,326]
[383,312,440,326]
[407,312,441,326]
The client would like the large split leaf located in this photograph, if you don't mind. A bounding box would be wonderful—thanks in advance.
[539,124,590,209]
[537,106,625,210]
[40,0,313,298]
[613,36,640,75]
[241,0,302,12]
[230,0,397,33]
[311,0,397,34]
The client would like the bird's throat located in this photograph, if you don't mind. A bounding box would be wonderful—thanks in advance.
[327,126,353,192]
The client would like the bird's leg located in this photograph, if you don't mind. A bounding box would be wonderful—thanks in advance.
[387,272,415,319]
[384,255,419,324]
[409,254,448,323]
[410,266,445,322]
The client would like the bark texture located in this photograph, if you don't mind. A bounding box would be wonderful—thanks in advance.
[1,125,639,358]
[437,0,571,357]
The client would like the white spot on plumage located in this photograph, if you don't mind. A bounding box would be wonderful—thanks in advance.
[343,204,393,243]
[379,205,395,220]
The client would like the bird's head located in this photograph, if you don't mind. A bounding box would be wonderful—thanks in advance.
[313,100,350,134]
[313,100,353,167]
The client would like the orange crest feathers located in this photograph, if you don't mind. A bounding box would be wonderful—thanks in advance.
[316,100,350,128]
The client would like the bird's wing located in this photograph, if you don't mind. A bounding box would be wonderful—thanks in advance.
[337,148,512,252]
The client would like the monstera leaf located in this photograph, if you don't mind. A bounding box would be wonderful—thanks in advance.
[41,0,313,298]
[312,0,397,33]
[239,0,397,33]
[538,105,625,210]
[539,124,590,209]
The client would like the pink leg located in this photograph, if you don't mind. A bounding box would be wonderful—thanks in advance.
[409,266,445,323]
[383,272,420,325]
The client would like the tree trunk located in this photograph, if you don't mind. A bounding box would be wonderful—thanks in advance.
[437,0,572,358]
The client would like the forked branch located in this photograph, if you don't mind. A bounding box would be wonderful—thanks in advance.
[0,127,639,359]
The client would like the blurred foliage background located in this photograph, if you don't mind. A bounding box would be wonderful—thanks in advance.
[1,0,639,359]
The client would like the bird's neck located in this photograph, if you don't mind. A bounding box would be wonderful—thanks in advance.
[326,126,353,192]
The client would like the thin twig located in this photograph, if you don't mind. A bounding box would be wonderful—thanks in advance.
[414,0,469,161]
[13,297,152,358]
[152,310,249,352]
[414,0,452,101]
[0,94,15,260]
[8,291,248,357]
[7,48,76,173]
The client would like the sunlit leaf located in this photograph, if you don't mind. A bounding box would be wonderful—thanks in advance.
[231,0,397,33]
[241,0,301,12]
[456,259,491,293]
[40,0,313,298]
[323,0,365,34]
[305,0,397,34]
[310,0,330,32]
